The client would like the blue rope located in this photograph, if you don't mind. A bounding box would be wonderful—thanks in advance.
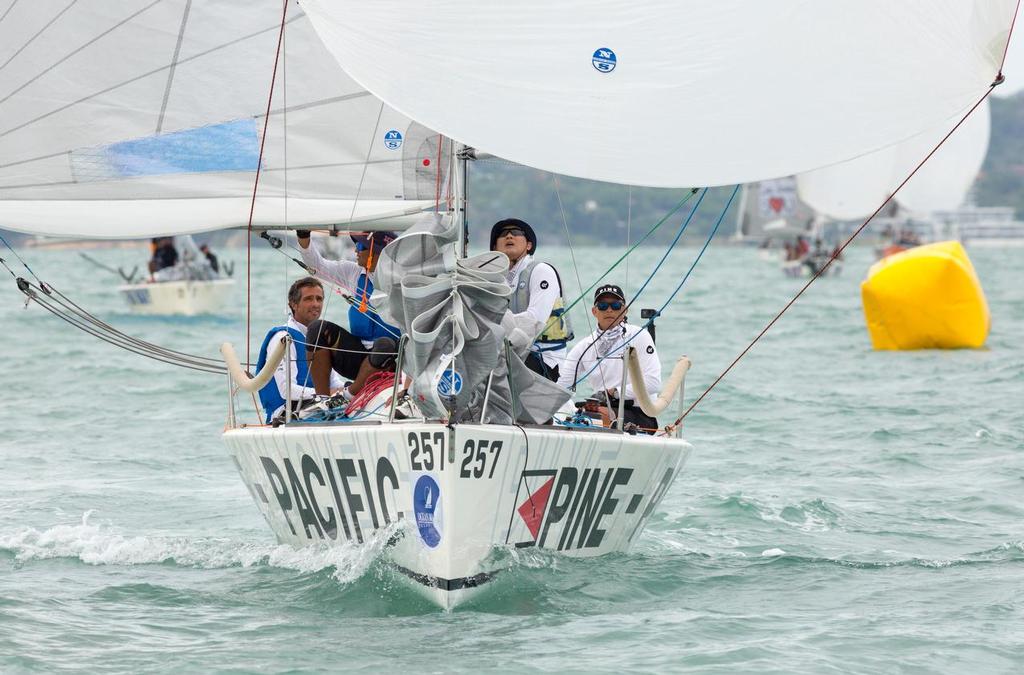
[573,185,740,386]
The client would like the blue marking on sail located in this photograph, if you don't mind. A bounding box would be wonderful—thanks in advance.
[71,119,260,181]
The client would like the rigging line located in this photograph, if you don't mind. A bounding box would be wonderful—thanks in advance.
[346,101,386,226]
[568,188,707,391]
[674,86,998,428]
[0,13,304,140]
[246,0,290,367]
[0,232,43,284]
[0,1,19,27]
[37,282,227,366]
[625,186,632,296]
[20,288,226,374]
[551,172,612,394]
[574,186,734,387]
[0,0,77,73]
[998,0,1022,75]
[155,0,192,134]
[557,189,697,318]
[0,0,164,109]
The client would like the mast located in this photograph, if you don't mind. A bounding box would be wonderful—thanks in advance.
[456,144,474,258]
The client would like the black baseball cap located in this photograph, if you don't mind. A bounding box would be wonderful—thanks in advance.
[593,284,625,302]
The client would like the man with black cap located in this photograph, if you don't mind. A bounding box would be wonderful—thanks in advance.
[557,284,662,433]
[490,218,573,381]
[295,229,400,397]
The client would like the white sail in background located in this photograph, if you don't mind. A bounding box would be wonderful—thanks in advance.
[797,100,991,219]
[300,0,1013,188]
[0,0,443,238]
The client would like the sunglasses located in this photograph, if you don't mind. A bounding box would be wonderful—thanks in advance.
[499,228,526,238]
[595,300,624,311]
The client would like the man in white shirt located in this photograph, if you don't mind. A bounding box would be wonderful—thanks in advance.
[295,229,400,394]
[490,218,573,381]
[255,276,344,423]
[557,284,662,433]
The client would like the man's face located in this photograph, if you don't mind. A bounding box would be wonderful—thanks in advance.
[592,293,626,331]
[494,227,531,263]
[357,241,384,272]
[290,284,323,326]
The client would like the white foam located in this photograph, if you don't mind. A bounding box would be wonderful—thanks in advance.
[0,511,406,584]
[761,548,786,557]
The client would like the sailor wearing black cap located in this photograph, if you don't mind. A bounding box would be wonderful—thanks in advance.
[296,229,400,394]
[557,284,661,433]
[490,218,573,381]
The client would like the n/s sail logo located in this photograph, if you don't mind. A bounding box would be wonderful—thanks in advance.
[383,129,403,150]
[592,48,616,73]
[437,369,463,397]
[413,475,442,547]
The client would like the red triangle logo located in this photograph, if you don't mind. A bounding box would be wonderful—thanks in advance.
[518,477,554,541]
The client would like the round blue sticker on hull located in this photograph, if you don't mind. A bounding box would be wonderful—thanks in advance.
[414,475,441,548]
[592,48,616,73]
[383,129,403,150]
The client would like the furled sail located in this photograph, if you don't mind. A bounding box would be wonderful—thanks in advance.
[797,100,991,219]
[300,1,1014,188]
[0,0,443,238]
[374,214,571,424]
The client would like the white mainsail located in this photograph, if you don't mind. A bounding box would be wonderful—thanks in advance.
[0,0,442,238]
[797,100,992,219]
[300,1,1013,188]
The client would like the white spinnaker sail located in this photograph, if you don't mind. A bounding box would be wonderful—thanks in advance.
[0,0,442,238]
[797,100,991,219]
[300,1,1013,188]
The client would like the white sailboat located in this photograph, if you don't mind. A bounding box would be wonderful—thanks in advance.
[1,1,1017,610]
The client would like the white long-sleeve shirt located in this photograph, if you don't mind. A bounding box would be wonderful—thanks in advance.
[557,322,661,401]
[299,239,364,300]
[267,316,343,419]
[507,255,567,369]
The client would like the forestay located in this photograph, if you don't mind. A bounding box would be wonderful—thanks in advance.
[797,101,992,219]
[0,0,442,238]
[300,1,1013,188]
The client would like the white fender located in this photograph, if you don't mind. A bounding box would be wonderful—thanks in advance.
[221,340,285,393]
[625,347,691,417]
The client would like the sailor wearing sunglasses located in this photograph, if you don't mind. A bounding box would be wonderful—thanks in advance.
[557,284,661,433]
[490,218,573,381]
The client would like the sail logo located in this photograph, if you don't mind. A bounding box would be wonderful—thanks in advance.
[592,48,616,73]
[413,475,442,548]
[383,129,403,150]
[437,369,463,397]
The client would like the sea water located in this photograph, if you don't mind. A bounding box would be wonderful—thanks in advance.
[1,243,1021,673]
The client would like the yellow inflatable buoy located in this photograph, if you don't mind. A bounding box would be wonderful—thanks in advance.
[860,241,989,350]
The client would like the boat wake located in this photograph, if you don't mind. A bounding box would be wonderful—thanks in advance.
[0,511,407,584]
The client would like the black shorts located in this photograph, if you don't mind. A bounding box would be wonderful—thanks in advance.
[304,319,368,380]
[524,351,560,382]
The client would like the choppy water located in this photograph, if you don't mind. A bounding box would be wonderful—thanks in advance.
[1,241,1022,673]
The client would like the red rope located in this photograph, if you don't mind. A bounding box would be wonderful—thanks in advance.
[246,0,289,366]
[670,84,998,430]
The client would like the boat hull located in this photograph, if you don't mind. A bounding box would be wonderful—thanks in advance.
[224,421,691,609]
[117,278,234,315]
